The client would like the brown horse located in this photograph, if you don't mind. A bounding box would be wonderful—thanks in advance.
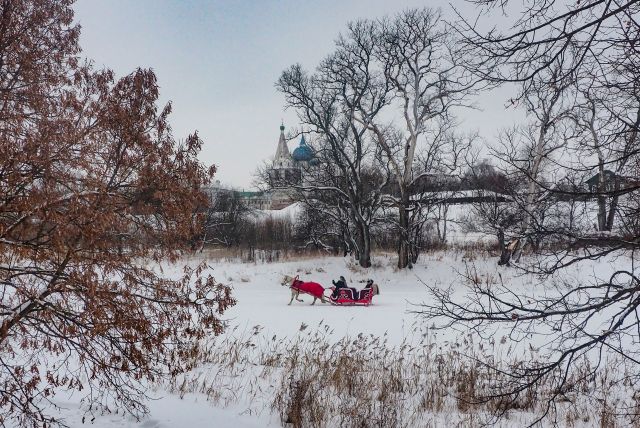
[281,275,327,305]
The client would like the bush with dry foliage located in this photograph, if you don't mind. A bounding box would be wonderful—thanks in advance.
[0,1,234,425]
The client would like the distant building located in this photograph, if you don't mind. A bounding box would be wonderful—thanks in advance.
[585,170,622,192]
[265,124,318,208]
[236,190,272,210]
[268,124,303,189]
[213,125,524,213]
[207,124,317,211]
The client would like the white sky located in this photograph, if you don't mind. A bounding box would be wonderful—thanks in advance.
[73,0,524,189]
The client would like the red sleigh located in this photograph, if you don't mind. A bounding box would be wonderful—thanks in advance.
[329,286,377,306]
[283,274,378,306]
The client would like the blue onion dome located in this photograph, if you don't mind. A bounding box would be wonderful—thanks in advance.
[292,134,315,162]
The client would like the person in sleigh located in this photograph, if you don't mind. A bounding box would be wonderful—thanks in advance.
[331,276,358,300]
[358,279,379,299]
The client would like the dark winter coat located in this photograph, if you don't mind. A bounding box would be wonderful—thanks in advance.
[332,279,347,289]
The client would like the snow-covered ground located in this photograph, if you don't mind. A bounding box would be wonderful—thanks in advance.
[43,250,635,427]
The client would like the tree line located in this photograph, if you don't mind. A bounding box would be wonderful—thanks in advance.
[264,5,638,272]
[264,3,640,423]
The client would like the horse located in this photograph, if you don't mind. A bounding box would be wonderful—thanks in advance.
[281,275,327,305]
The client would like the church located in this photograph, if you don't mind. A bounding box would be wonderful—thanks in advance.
[269,123,316,186]
[237,123,316,210]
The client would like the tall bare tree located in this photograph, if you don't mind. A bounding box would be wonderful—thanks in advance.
[419,1,640,423]
[462,159,522,264]
[202,188,251,247]
[363,8,477,268]
[490,58,577,262]
[277,21,389,268]
[566,80,637,232]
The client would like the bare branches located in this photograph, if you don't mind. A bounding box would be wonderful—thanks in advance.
[416,264,640,424]
[276,20,391,267]
[456,0,640,92]
[411,2,640,424]
[367,9,479,268]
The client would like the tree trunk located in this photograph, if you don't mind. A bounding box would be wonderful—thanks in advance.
[597,195,607,231]
[601,176,620,232]
[410,227,421,264]
[397,193,411,269]
[358,241,371,268]
[606,193,619,231]
[356,223,372,268]
[497,228,510,266]
[596,163,607,231]
[441,204,448,244]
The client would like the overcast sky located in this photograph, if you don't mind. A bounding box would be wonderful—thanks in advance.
[73,0,524,189]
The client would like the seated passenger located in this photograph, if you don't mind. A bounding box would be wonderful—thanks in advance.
[331,276,358,299]
[358,279,379,299]
[357,279,373,299]
[331,276,347,298]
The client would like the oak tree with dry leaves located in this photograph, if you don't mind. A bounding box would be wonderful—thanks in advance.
[0,1,234,425]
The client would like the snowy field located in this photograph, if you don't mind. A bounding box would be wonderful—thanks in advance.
[44,250,635,427]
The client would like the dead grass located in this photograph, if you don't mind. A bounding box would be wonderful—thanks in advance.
[193,241,500,266]
[194,247,336,264]
[164,322,638,427]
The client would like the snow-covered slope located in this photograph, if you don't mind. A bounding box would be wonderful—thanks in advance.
[44,251,634,427]
[251,202,303,221]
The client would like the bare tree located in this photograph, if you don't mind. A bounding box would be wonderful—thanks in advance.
[363,8,477,268]
[484,56,578,263]
[463,160,522,264]
[276,21,390,267]
[410,132,475,257]
[276,9,478,269]
[202,188,251,247]
[294,199,350,254]
[456,0,640,89]
[565,81,636,232]
[417,1,640,423]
